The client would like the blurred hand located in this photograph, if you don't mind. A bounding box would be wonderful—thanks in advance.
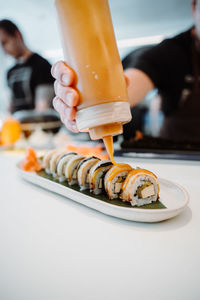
[51,61,130,133]
[51,61,79,132]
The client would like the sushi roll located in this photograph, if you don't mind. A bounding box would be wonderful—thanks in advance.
[77,156,100,190]
[104,164,132,199]
[49,149,68,177]
[89,160,113,195]
[56,152,77,182]
[64,155,85,185]
[43,149,58,174]
[120,169,160,206]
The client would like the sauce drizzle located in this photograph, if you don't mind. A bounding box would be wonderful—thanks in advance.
[103,135,131,168]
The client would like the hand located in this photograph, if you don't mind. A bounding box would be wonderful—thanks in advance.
[51,61,79,132]
[51,61,130,133]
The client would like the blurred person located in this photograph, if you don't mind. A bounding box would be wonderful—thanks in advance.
[51,0,200,142]
[0,19,54,113]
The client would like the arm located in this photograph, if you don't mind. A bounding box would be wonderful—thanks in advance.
[124,68,155,107]
[35,84,55,111]
[32,56,55,111]
[7,89,13,113]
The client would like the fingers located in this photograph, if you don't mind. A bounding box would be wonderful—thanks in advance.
[51,61,80,133]
[54,81,79,107]
[53,96,77,121]
[53,97,78,132]
[62,119,79,133]
[51,61,74,86]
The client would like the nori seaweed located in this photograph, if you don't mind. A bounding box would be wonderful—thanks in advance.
[55,152,77,172]
[77,156,100,171]
[94,161,113,170]
[37,170,166,209]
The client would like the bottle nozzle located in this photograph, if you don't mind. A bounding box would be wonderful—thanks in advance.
[88,123,123,140]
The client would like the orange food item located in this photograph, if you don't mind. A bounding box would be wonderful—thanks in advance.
[1,118,21,146]
[122,169,158,192]
[21,147,42,172]
[65,144,108,160]
[134,130,143,141]
[107,165,132,182]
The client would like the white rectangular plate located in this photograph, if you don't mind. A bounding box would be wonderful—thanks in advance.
[17,164,189,223]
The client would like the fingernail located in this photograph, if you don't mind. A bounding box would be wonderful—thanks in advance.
[53,98,58,109]
[51,64,57,78]
[61,73,70,85]
[54,99,61,110]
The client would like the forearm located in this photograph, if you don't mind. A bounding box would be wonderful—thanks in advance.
[35,84,54,111]
[124,68,155,107]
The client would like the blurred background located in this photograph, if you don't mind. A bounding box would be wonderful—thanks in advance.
[0,0,195,151]
[0,0,193,109]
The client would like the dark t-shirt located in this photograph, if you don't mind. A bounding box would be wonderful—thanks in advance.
[7,53,54,113]
[122,28,195,116]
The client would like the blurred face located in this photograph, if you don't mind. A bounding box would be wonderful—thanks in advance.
[0,29,23,58]
[192,0,200,40]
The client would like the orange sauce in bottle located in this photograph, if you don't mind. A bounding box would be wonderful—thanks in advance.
[55,0,132,137]
[55,0,128,109]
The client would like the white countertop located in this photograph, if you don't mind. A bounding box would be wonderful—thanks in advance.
[0,151,200,300]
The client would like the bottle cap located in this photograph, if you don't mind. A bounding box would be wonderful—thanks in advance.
[76,101,132,132]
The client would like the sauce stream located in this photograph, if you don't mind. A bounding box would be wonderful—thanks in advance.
[103,135,130,168]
